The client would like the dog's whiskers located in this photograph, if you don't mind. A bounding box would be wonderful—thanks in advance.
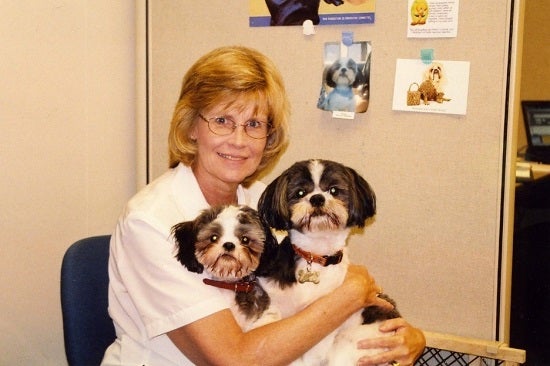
[206,252,258,279]
[300,211,342,232]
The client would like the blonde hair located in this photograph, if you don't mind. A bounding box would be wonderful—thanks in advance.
[168,46,290,186]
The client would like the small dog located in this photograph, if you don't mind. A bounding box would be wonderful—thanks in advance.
[410,0,429,25]
[320,57,365,112]
[418,62,451,105]
[172,204,281,331]
[256,159,400,365]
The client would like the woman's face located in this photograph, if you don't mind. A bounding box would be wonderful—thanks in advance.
[190,100,269,189]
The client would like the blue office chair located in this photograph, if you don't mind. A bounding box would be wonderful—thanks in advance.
[61,235,116,366]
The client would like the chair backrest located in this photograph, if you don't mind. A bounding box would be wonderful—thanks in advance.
[61,235,116,366]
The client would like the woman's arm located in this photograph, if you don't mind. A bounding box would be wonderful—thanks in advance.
[168,264,391,366]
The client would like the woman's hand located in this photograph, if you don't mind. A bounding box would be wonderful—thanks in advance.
[343,264,395,311]
[355,318,426,366]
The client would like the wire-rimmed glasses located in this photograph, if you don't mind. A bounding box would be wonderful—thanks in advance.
[198,113,272,139]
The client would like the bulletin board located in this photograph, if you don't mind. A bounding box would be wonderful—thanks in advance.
[140,1,517,340]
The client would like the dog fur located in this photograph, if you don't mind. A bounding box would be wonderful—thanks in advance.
[320,57,366,112]
[328,293,400,365]
[172,204,281,331]
[418,62,451,105]
[256,159,400,365]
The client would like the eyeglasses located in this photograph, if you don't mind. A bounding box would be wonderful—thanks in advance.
[198,113,272,139]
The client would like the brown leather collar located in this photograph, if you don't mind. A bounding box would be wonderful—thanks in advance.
[292,244,343,267]
[203,278,256,293]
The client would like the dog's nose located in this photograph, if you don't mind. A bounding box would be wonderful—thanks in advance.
[223,242,235,251]
[310,194,325,207]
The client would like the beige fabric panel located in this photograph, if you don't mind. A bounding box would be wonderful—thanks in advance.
[146,1,513,339]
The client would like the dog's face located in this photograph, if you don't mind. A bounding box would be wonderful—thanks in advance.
[325,58,359,89]
[426,63,444,83]
[258,159,376,233]
[172,205,274,281]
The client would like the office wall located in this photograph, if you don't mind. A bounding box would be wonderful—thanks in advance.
[0,2,136,365]
[147,1,515,339]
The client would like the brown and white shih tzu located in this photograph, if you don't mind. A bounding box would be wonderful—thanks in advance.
[256,159,400,365]
[418,62,451,105]
[172,204,281,331]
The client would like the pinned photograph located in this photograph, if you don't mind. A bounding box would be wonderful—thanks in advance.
[392,58,470,115]
[317,41,371,114]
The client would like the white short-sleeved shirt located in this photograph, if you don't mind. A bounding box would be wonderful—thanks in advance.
[101,163,266,365]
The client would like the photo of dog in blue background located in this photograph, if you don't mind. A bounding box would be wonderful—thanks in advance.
[317,41,371,113]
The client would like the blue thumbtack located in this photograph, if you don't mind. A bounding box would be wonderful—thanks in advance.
[420,49,434,64]
[342,31,354,47]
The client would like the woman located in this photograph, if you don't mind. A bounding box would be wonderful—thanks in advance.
[102,46,425,366]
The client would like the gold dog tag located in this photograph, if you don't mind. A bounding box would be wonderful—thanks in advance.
[298,269,320,284]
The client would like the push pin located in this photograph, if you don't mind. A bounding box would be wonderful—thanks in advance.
[420,48,434,64]
[342,31,354,47]
[302,20,315,35]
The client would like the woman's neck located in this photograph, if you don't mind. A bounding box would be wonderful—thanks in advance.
[192,166,238,206]
[201,187,238,206]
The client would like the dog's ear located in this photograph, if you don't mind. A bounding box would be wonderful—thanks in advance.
[324,64,337,88]
[255,220,280,275]
[270,236,298,287]
[345,167,376,227]
[171,221,204,274]
[258,175,292,230]
[255,234,297,287]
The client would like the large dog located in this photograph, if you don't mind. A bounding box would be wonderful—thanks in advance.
[256,159,400,365]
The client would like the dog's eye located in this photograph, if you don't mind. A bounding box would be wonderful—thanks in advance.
[296,189,306,198]
[241,236,250,245]
[329,187,339,196]
[209,235,219,243]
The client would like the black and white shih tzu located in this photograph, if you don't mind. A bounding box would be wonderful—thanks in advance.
[172,204,281,331]
[319,57,366,112]
[256,159,401,365]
